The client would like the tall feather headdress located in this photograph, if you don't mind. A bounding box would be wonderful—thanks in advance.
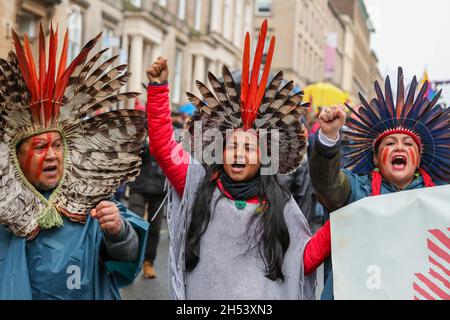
[0,25,146,239]
[185,20,310,174]
[343,67,449,183]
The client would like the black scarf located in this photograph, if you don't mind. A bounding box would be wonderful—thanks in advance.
[219,171,261,201]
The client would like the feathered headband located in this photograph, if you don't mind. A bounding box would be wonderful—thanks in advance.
[0,25,146,238]
[343,67,449,183]
[185,20,310,174]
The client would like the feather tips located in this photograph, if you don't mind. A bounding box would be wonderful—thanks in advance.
[240,19,276,129]
[11,29,35,100]
[9,25,102,127]
[247,20,267,107]
[241,33,250,109]
[184,19,307,174]
[39,24,46,97]
[255,36,276,112]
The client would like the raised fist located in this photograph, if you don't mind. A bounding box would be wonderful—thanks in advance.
[146,56,169,84]
[318,105,346,140]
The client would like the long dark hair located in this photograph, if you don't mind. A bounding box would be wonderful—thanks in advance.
[185,165,291,281]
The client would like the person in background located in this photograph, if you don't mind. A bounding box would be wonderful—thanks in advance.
[127,125,167,279]
[179,103,196,123]
[134,98,146,112]
[277,159,317,228]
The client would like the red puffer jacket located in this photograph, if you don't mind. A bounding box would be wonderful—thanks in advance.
[147,84,330,276]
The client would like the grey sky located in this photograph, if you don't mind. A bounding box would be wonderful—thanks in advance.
[364,0,450,104]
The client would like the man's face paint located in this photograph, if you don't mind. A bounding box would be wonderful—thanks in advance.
[374,133,420,190]
[17,132,64,191]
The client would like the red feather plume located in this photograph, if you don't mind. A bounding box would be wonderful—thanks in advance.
[38,24,46,98]
[240,19,276,129]
[241,33,250,109]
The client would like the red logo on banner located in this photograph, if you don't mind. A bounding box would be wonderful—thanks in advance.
[413,228,450,300]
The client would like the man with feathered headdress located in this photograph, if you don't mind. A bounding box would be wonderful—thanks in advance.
[309,68,449,299]
[0,26,149,299]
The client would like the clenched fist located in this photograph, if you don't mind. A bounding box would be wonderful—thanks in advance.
[91,201,122,236]
[146,56,169,84]
[318,105,347,140]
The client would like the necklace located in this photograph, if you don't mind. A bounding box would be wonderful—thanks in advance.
[235,200,247,210]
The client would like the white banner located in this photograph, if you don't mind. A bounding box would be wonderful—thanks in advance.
[331,185,450,300]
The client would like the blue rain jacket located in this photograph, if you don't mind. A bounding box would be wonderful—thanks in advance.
[0,201,148,300]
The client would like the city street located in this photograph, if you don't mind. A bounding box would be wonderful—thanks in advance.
[1,0,448,302]
[121,219,171,300]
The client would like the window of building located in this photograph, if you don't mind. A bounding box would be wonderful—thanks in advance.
[67,5,83,64]
[130,0,142,8]
[305,11,309,31]
[204,58,212,84]
[308,46,313,80]
[191,55,197,91]
[16,11,39,39]
[178,0,186,20]
[194,0,202,31]
[102,24,118,62]
[353,78,367,96]
[254,34,271,52]
[255,0,272,16]
[297,37,302,72]
[223,0,233,40]
[209,0,222,33]
[158,0,167,6]
[173,48,183,104]
[233,0,243,46]
[244,2,252,33]
[302,40,306,75]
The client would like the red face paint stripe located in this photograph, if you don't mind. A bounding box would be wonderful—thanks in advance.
[24,136,40,175]
[408,148,418,168]
[380,148,389,168]
[35,133,53,179]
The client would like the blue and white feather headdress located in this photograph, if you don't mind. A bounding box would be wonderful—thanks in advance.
[343,67,449,184]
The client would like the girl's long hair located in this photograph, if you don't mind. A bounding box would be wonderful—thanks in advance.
[185,164,291,281]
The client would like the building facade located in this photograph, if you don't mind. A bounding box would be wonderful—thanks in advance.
[1,0,383,108]
[120,0,254,106]
[0,0,254,108]
[254,0,329,89]
[324,0,345,89]
[254,0,382,103]
[330,0,383,101]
